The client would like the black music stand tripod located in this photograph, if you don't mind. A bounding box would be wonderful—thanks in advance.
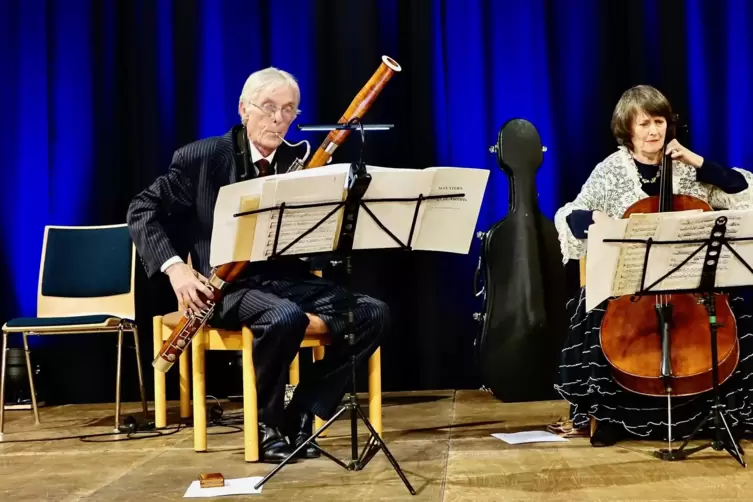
[606,215,751,466]
[238,120,456,494]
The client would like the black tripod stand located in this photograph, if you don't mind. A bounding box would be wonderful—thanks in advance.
[654,289,746,466]
[652,215,748,466]
[607,215,750,466]
[248,120,418,494]
[255,250,414,493]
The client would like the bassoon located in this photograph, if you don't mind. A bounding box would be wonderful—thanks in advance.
[153,55,402,372]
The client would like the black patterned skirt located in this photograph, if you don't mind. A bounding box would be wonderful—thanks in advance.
[555,287,753,441]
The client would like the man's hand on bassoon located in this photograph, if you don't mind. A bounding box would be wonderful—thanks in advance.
[165,262,214,314]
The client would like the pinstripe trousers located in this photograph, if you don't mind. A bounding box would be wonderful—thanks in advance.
[211,272,388,426]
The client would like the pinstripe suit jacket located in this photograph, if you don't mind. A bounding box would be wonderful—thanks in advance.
[127,128,306,284]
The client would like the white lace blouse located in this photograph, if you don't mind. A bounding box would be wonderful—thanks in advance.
[554,146,753,264]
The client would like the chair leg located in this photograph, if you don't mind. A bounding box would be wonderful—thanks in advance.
[0,331,8,435]
[132,326,148,420]
[115,326,124,432]
[289,353,300,386]
[242,327,259,462]
[22,334,40,425]
[179,345,191,420]
[192,328,207,452]
[152,316,167,428]
[368,347,382,437]
[312,347,326,435]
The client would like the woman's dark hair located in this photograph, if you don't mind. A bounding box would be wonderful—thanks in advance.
[611,85,675,150]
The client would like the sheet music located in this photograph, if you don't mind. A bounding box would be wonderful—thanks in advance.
[611,211,708,296]
[276,162,351,180]
[352,169,435,250]
[349,166,489,254]
[611,213,662,296]
[646,211,746,291]
[211,168,347,266]
[250,171,347,261]
[586,217,628,311]
[210,178,265,267]
[412,167,490,254]
[210,163,489,265]
[585,209,753,311]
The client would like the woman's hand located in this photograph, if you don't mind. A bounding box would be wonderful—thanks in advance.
[665,139,704,168]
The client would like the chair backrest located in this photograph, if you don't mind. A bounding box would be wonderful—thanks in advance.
[36,224,136,320]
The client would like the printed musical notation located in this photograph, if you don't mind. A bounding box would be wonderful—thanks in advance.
[262,207,339,257]
[585,209,753,311]
[209,163,489,267]
[612,213,662,295]
[648,212,742,291]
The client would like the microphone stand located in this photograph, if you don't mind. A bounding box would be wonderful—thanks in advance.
[296,122,395,131]
[254,119,416,495]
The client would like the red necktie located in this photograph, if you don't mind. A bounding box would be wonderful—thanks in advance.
[256,159,270,177]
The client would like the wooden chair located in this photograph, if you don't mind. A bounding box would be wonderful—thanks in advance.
[580,256,587,287]
[1,224,148,434]
[152,270,383,462]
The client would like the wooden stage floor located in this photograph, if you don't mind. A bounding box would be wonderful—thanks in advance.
[1,390,752,501]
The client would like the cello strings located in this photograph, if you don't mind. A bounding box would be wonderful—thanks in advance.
[660,147,673,451]
[667,393,672,451]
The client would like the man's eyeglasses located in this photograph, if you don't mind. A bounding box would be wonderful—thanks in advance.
[251,102,300,121]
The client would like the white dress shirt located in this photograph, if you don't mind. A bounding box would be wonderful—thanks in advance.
[249,141,276,173]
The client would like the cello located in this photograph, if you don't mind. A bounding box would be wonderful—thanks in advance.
[600,115,739,401]
[474,119,569,402]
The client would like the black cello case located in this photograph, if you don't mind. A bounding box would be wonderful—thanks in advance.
[473,118,569,402]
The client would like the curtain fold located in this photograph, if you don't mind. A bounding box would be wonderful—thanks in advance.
[2,0,753,400]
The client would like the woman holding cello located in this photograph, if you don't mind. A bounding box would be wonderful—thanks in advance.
[552,85,753,446]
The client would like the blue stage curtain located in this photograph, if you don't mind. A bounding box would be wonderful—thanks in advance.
[2,0,753,397]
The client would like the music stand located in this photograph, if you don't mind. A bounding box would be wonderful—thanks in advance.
[224,119,468,494]
[603,214,753,467]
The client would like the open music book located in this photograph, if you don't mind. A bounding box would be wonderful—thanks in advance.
[585,209,753,311]
[210,163,489,266]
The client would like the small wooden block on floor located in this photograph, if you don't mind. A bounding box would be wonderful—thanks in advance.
[199,472,225,488]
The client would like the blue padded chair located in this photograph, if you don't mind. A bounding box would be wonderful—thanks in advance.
[0,224,148,435]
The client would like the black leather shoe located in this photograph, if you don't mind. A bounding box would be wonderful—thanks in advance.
[590,421,624,447]
[284,408,321,459]
[259,423,298,463]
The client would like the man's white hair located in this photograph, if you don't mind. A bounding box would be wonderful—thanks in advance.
[238,67,300,124]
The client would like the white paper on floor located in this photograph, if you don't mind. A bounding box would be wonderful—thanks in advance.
[184,477,264,497]
[491,431,569,445]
